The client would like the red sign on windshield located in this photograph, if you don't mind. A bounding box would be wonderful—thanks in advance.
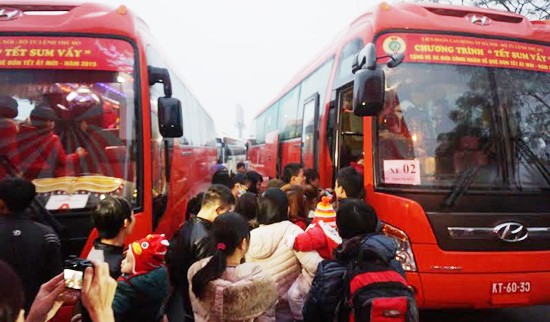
[378,33,550,73]
[0,37,134,72]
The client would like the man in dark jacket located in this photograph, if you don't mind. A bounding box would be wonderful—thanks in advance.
[165,184,235,321]
[0,177,62,311]
[302,199,405,322]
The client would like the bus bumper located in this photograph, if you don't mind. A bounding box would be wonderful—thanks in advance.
[408,271,550,309]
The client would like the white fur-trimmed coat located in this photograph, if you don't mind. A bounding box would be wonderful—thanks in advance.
[245,221,323,318]
[188,257,278,322]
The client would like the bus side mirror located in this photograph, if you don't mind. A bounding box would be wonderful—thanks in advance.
[353,69,385,117]
[158,97,183,138]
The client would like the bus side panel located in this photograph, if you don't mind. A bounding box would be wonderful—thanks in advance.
[248,144,266,176]
[280,139,302,168]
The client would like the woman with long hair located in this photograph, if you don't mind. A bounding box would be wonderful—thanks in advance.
[282,185,308,230]
[245,188,322,322]
[188,212,277,321]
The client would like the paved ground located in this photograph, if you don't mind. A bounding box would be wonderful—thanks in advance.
[421,305,550,321]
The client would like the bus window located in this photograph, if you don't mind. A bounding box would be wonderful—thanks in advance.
[0,36,138,210]
[338,87,364,168]
[278,85,301,140]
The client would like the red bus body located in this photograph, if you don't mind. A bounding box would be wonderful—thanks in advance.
[249,2,550,309]
[0,1,216,270]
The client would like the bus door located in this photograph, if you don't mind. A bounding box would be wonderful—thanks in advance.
[334,85,363,171]
[264,130,279,178]
[301,93,320,169]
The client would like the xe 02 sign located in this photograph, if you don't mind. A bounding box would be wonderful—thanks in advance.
[0,36,134,72]
[383,160,421,185]
[379,33,550,73]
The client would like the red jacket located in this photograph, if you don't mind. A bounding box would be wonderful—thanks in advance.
[0,118,19,178]
[293,221,342,260]
[17,125,79,179]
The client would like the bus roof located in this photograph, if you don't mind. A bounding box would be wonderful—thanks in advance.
[0,1,147,39]
[254,1,550,118]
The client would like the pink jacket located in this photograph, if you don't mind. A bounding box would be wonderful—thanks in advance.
[188,257,278,322]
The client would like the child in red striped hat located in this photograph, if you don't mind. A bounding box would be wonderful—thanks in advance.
[113,234,170,322]
[287,195,342,259]
[285,196,343,320]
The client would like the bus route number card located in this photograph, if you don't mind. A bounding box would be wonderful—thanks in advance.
[383,160,421,185]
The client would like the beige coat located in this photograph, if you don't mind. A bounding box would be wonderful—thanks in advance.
[188,257,278,322]
[245,221,323,302]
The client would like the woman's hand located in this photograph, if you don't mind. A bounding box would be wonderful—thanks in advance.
[81,262,117,322]
[26,273,79,322]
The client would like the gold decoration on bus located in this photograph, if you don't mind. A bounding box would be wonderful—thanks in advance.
[32,176,124,194]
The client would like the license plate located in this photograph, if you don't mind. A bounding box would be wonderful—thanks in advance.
[491,281,531,295]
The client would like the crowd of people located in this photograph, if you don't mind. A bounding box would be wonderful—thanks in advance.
[0,162,415,322]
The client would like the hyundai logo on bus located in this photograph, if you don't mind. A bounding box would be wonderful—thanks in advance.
[465,14,492,26]
[493,222,529,242]
[0,7,22,21]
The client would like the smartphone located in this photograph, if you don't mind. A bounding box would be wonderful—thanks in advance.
[63,256,93,290]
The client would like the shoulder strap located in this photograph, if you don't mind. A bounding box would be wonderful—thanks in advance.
[332,260,355,322]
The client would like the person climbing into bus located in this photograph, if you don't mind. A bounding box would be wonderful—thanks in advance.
[17,106,87,179]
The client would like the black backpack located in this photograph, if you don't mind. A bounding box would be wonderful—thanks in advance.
[334,247,419,322]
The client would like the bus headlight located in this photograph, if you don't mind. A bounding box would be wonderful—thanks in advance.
[382,223,417,272]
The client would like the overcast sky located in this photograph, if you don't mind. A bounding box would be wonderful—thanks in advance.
[89,0,387,138]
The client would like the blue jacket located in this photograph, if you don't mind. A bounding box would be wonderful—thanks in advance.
[302,234,405,322]
[113,266,170,322]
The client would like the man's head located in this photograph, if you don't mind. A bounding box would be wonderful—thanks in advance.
[0,178,36,215]
[282,163,305,185]
[92,196,134,240]
[236,162,246,174]
[199,184,236,221]
[0,96,18,119]
[304,168,320,189]
[335,166,364,200]
[30,106,57,130]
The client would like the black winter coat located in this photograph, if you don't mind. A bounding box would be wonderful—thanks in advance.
[302,234,405,322]
[165,215,214,321]
[0,212,62,311]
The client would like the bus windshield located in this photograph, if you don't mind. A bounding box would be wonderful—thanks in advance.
[0,36,137,210]
[376,63,550,192]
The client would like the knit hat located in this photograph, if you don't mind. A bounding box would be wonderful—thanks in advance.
[312,196,336,225]
[129,234,169,275]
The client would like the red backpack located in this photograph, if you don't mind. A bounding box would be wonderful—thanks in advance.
[334,247,418,322]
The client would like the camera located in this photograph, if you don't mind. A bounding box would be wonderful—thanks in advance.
[63,256,93,290]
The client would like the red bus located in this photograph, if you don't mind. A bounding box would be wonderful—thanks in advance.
[248,2,550,309]
[0,2,217,259]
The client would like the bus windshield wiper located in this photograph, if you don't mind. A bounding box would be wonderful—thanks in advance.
[515,138,550,186]
[441,164,480,208]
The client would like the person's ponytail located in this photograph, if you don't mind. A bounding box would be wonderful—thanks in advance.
[191,212,250,299]
[191,247,227,299]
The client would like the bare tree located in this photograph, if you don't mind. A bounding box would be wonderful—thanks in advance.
[415,0,550,20]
